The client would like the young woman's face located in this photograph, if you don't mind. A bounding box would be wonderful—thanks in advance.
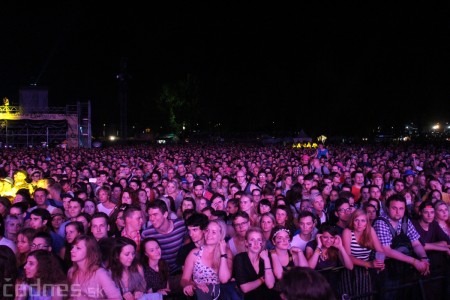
[260,216,275,233]
[65,224,81,244]
[71,240,87,263]
[260,204,271,214]
[273,231,290,250]
[275,209,288,226]
[205,222,222,245]
[365,207,377,221]
[119,244,136,268]
[353,215,368,232]
[144,240,161,261]
[116,211,125,228]
[246,231,263,253]
[121,192,132,204]
[320,232,336,249]
[24,255,38,279]
[84,201,96,215]
[435,204,449,221]
[17,234,31,254]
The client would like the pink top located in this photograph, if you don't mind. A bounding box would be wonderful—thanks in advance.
[68,267,122,299]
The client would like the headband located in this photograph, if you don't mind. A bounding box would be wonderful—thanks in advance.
[273,228,291,239]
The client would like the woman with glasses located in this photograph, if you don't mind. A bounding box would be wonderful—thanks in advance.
[16,249,67,299]
[233,227,275,299]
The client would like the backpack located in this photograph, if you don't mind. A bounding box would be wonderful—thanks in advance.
[374,217,415,275]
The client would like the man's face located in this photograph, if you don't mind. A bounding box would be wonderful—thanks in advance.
[354,173,365,185]
[387,200,406,221]
[90,217,109,240]
[298,216,314,234]
[68,201,83,218]
[312,196,325,212]
[148,208,167,230]
[34,191,47,206]
[112,187,122,199]
[335,203,351,222]
[10,207,25,220]
[125,211,144,231]
[361,188,370,200]
[29,214,46,230]
[370,187,381,199]
[239,196,253,212]
[420,207,435,224]
[226,202,239,215]
[193,185,204,199]
[187,225,204,244]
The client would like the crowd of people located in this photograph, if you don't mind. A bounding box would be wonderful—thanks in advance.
[0,142,449,299]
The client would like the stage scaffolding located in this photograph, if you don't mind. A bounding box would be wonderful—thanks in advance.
[0,101,91,148]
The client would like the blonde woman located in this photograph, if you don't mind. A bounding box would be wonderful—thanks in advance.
[181,219,232,299]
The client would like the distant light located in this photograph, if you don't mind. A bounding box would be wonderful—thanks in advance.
[432,124,439,130]
[182,125,186,130]
[109,136,116,141]
[405,126,408,129]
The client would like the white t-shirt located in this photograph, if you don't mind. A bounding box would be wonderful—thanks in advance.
[97,203,115,216]
[0,237,17,254]
[291,227,318,251]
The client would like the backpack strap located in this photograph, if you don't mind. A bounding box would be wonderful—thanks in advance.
[374,216,397,238]
[400,217,409,235]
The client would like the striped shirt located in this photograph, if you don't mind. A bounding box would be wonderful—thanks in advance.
[141,218,186,274]
[350,231,372,261]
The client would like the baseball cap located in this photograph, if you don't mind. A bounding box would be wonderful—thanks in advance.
[51,208,64,217]
[403,170,415,177]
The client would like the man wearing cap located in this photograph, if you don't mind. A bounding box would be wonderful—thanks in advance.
[0,177,14,198]
[403,170,416,188]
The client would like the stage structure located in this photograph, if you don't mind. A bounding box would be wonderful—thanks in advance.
[0,94,91,148]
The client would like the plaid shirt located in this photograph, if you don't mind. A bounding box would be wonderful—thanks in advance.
[373,214,420,246]
[121,228,141,251]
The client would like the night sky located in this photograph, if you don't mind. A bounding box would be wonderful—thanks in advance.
[1,3,449,137]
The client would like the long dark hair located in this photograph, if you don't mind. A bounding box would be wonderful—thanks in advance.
[25,250,67,286]
[140,238,169,283]
[109,237,146,294]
